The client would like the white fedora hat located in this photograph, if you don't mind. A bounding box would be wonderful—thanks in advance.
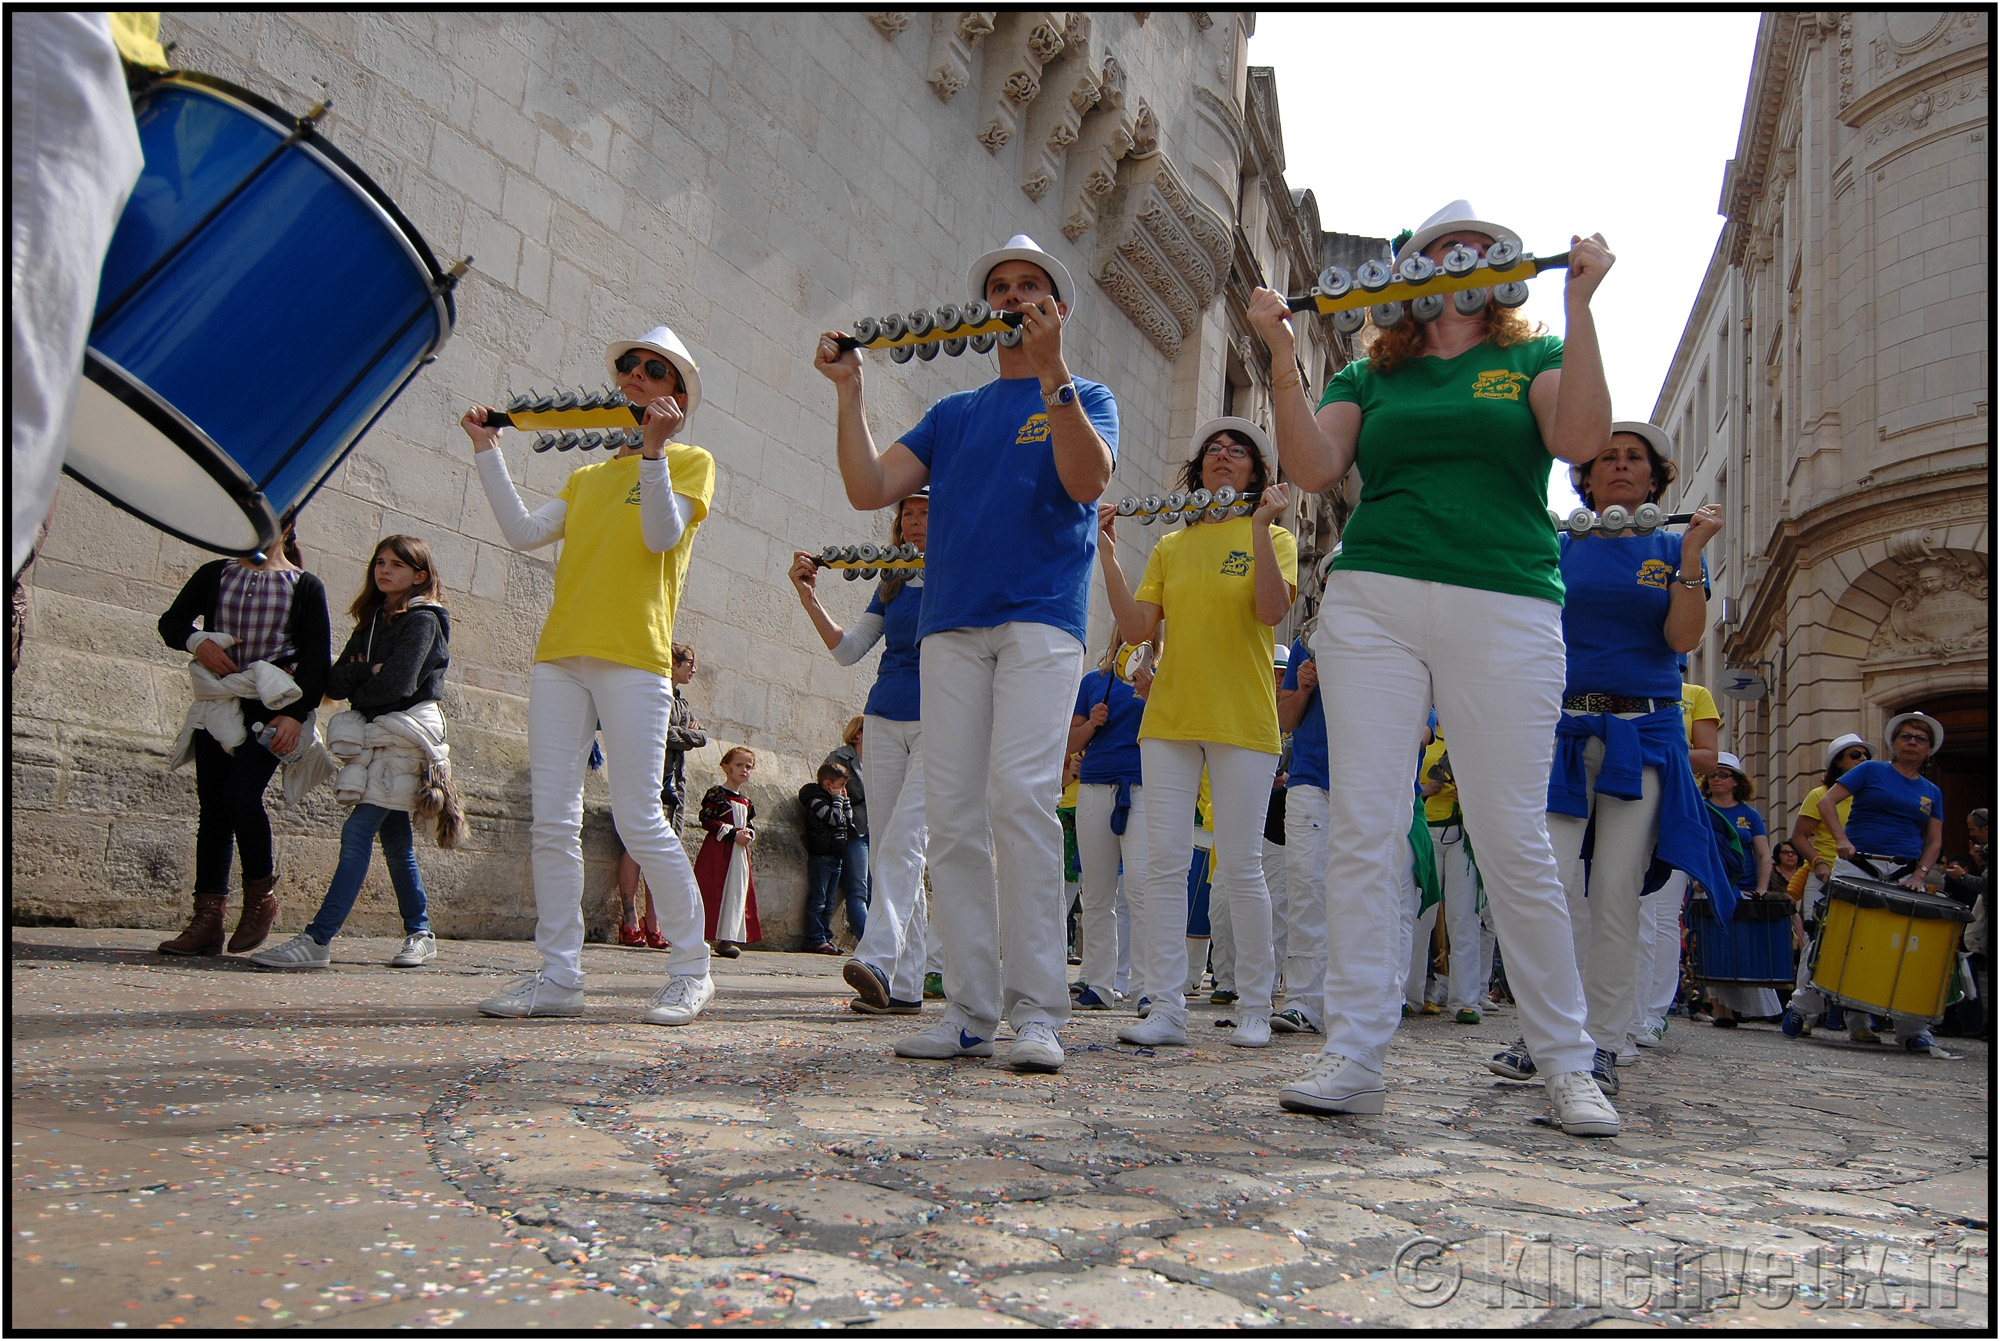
[1190,416,1276,480]
[605,326,702,418]
[1884,712,1945,753]
[1398,199,1521,262]
[1570,420,1676,495]
[967,234,1075,306]
[1824,732,1871,772]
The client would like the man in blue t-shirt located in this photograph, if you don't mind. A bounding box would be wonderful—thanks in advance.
[814,235,1119,1075]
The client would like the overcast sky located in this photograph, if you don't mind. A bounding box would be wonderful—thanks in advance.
[1248,11,1763,509]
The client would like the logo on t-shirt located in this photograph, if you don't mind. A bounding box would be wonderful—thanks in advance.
[1471,369,1528,401]
[1636,559,1674,589]
[625,481,643,505]
[1920,796,1935,816]
[1016,413,1051,445]
[1220,550,1252,577]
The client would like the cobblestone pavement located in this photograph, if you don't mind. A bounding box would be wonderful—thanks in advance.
[10,929,1989,1330]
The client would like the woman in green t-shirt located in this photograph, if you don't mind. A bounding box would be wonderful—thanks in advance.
[1245,200,1620,1138]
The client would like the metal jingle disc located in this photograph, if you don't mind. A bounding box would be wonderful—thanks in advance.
[1187,488,1213,508]
[1231,501,1256,517]
[968,331,997,354]
[915,340,941,361]
[842,546,861,562]
[1441,244,1480,277]
[1566,507,1597,536]
[1631,502,1664,533]
[1599,505,1631,532]
[1493,281,1530,309]
[856,543,880,563]
[997,325,1023,348]
[1548,508,1564,530]
[890,343,916,363]
[942,336,968,356]
[1316,265,1353,298]
[960,298,991,327]
[1396,253,1437,285]
[905,308,934,336]
[1485,238,1523,269]
[1116,497,1140,516]
[933,302,960,331]
[1206,505,1229,522]
[1371,301,1407,328]
[1332,307,1367,335]
[578,430,602,451]
[898,543,920,561]
[549,388,579,410]
[822,544,844,563]
[532,433,555,453]
[861,567,879,580]
[1164,491,1187,511]
[507,388,534,413]
[1410,292,1447,322]
[880,313,909,340]
[852,315,881,343]
[1138,512,1157,525]
[1142,495,1163,514]
[555,430,580,451]
[1211,485,1237,507]
[843,567,862,580]
[1354,258,1393,292]
[1453,286,1492,316]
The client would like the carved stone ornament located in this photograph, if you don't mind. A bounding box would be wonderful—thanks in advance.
[1005,69,1042,103]
[1191,11,1214,30]
[870,12,912,37]
[1865,75,1989,146]
[1019,18,1102,202]
[1837,14,1855,109]
[1027,21,1066,63]
[978,118,1012,151]
[1022,169,1054,201]
[1091,152,1235,358]
[1866,533,1991,665]
[1057,64,1137,242]
[975,11,1066,155]
[926,11,996,103]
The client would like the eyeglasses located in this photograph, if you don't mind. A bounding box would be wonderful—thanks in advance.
[1201,442,1251,460]
[615,352,677,384]
[1894,733,1932,744]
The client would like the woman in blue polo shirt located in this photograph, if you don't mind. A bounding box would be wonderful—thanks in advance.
[1066,634,1154,1008]
[1792,712,1949,1051]
[1491,423,1729,1093]
[788,489,933,1015]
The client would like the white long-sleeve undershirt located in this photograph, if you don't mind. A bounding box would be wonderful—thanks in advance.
[830,610,885,667]
[477,449,691,553]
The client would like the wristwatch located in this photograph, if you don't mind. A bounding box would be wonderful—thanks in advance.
[1041,381,1077,409]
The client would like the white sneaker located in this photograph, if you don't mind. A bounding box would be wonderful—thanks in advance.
[1632,1020,1667,1049]
[1615,1047,1639,1067]
[1228,1012,1272,1048]
[644,973,715,1026]
[478,971,584,1018]
[1009,1021,1064,1073]
[391,931,436,967]
[894,1020,994,1059]
[1546,1070,1621,1137]
[1277,1053,1386,1116]
[1117,1014,1188,1047]
[1269,1007,1320,1034]
[248,933,330,970]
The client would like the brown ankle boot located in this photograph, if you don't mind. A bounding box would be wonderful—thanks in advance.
[158,894,228,956]
[228,875,279,953]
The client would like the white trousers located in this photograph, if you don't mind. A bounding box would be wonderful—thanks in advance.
[1134,739,1279,1026]
[1313,571,1593,1076]
[1546,725,1663,1054]
[1281,786,1331,1026]
[920,622,1082,1035]
[849,715,930,1002]
[1635,869,1688,1033]
[10,12,144,575]
[528,657,708,987]
[1428,823,1487,1012]
[1404,902,1439,1010]
[1214,832,1289,995]
[1265,835,1289,981]
[1075,781,1147,998]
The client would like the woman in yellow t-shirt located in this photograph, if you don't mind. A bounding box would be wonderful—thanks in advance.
[1095,417,1297,1051]
[462,325,720,1028]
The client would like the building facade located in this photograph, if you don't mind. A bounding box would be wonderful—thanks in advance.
[11,13,1360,941]
[1654,11,1988,853]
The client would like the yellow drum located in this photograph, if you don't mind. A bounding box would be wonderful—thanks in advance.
[1811,876,1970,1019]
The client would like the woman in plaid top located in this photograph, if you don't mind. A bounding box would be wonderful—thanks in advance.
[156,528,330,956]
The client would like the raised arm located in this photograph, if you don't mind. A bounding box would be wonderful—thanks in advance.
[812,335,931,511]
[1529,234,1616,466]
[1095,505,1162,647]
[1018,296,1113,502]
[464,408,567,550]
[1245,288,1361,493]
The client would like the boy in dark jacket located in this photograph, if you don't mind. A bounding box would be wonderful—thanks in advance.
[799,761,858,954]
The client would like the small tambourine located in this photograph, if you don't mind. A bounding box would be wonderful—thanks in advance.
[1115,487,1256,526]
[811,542,924,581]
[1286,241,1569,335]
[1119,642,1155,683]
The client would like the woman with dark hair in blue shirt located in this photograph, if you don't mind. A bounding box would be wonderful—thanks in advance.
[1489,422,1730,1094]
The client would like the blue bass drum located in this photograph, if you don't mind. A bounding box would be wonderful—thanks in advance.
[66,73,461,557]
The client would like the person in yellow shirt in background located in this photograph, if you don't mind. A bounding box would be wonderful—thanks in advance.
[1629,669,1721,1049]
[1096,417,1297,1052]
[462,326,718,1027]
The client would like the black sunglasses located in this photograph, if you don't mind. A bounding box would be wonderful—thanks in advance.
[615,352,677,384]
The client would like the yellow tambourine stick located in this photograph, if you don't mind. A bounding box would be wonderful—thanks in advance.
[1286,241,1570,334]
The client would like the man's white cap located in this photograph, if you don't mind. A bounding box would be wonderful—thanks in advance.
[605,326,702,418]
[968,234,1074,306]
[1397,200,1522,261]
[1824,732,1870,772]
[1884,712,1945,753]
[1571,420,1676,495]
[1190,416,1276,479]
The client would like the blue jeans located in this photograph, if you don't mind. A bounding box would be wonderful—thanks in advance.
[839,835,870,940]
[804,854,844,946]
[304,804,429,945]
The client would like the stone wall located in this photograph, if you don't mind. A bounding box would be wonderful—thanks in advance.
[11,12,1323,943]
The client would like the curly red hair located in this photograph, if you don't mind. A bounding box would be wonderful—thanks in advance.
[1363,305,1543,375]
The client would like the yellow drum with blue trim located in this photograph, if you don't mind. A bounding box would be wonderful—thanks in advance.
[1810,877,1970,1019]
